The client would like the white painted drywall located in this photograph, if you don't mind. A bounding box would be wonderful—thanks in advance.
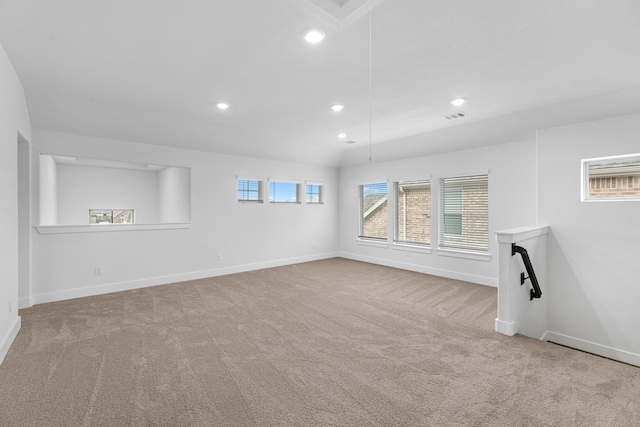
[56,164,160,225]
[38,154,57,225]
[159,167,191,223]
[538,113,640,365]
[27,129,338,306]
[338,139,538,286]
[0,41,31,364]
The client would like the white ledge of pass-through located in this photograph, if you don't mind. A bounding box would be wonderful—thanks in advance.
[36,223,192,235]
[495,225,549,244]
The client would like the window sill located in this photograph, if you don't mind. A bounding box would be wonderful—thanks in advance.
[436,248,492,262]
[357,238,389,248]
[391,242,432,255]
[36,223,192,235]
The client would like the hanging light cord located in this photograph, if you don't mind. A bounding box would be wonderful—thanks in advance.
[368,9,373,162]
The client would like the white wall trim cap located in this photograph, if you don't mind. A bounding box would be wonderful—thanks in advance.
[495,225,550,244]
[36,223,192,234]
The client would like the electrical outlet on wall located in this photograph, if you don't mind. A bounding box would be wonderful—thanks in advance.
[216,254,222,262]
[8,301,12,313]
[95,266,103,275]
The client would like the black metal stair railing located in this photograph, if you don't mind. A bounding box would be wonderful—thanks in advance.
[512,243,542,301]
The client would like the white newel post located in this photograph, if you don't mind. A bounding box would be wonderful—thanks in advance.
[495,226,549,340]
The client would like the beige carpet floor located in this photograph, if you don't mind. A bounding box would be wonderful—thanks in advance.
[1,258,639,426]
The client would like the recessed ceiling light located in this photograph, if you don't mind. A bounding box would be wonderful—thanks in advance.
[331,104,344,112]
[303,28,325,44]
[337,132,347,139]
[216,102,230,110]
[451,98,466,106]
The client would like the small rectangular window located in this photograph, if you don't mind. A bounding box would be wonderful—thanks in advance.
[269,181,301,203]
[582,154,640,201]
[89,209,134,224]
[394,180,430,245]
[438,174,489,251]
[359,182,388,240]
[238,178,263,203]
[306,183,324,204]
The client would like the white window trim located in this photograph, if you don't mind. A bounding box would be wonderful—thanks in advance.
[436,247,491,262]
[391,242,432,254]
[358,180,390,241]
[357,237,389,248]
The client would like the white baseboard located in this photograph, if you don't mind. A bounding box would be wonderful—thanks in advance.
[495,318,516,336]
[0,316,21,365]
[338,251,497,287]
[18,296,33,310]
[29,252,339,306]
[543,331,640,367]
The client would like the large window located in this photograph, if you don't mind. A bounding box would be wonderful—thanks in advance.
[438,174,488,251]
[306,183,324,204]
[359,182,388,240]
[269,180,301,203]
[582,154,640,201]
[394,180,430,245]
[238,178,263,203]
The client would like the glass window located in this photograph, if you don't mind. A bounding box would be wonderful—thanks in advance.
[89,209,134,224]
[306,184,324,204]
[359,182,388,240]
[394,180,430,245]
[269,181,300,203]
[438,174,489,251]
[238,179,263,203]
[582,154,640,201]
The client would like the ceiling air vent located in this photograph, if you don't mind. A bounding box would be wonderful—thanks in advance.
[442,112,468,120]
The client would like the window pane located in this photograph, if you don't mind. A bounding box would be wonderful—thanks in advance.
[89,209,134,224]
[306,184,323,204]
[360,182,388,240]
[270,181,298,203]
[584,155,640,201]
[238,179,262,202]
[394,180,430,245]
[438,175,488,251]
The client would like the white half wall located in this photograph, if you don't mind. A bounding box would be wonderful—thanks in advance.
[537,113,640,366]
[0,41,31,364]
[338,139,538,287]
[28,129,339,307]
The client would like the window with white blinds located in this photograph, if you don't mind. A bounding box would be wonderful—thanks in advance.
[237,178,263,203]
[438,174,488,251]
[359,182,388,240]
[394,180,431,245]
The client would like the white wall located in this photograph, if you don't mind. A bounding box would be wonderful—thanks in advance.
[0,42,31,363]
[56,164,160,225]
[538,113,640,365]
[338,139,538,286]
[159,167,191,223]
[28,129,339,305]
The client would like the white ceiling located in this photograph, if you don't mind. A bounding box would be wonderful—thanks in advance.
[1,0,640,167]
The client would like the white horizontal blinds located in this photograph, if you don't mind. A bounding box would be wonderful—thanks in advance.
[439,174,489,251]
[269,180,300,203]
[237,178,263,202]
[394,180,431,245]
[359,182,388,239]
